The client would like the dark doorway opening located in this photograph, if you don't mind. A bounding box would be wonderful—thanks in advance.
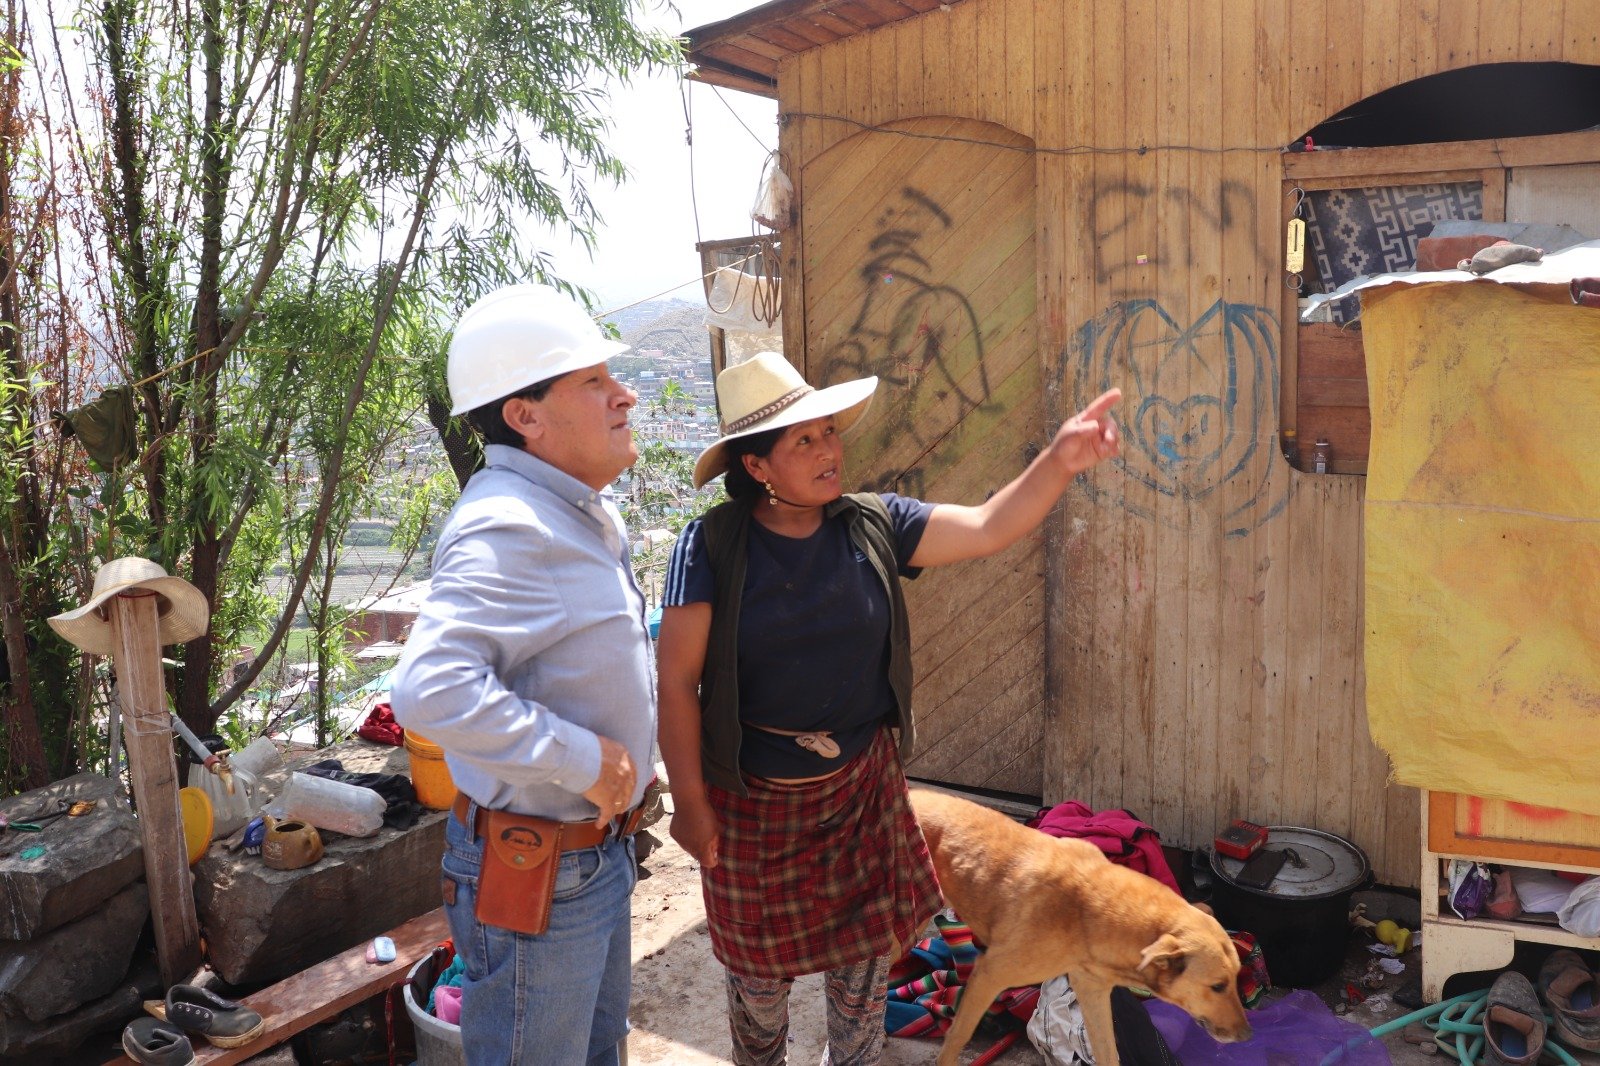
[1299,62,1600,148]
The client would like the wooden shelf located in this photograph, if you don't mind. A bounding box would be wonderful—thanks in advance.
[1420,791,1600,1001]
[1429,912,1600,953]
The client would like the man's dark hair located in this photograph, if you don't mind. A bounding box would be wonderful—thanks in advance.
[722,427,784,501]
[466,375,559,448]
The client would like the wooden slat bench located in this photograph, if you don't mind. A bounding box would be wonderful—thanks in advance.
[111,908,450,1065]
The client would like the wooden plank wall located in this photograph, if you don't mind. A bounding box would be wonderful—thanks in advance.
[798,117,1046,794]
[775,0,1600,886]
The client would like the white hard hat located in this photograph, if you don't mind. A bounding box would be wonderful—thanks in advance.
[446,284,629,416]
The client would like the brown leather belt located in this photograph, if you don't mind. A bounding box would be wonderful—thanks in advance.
[451,793,647,851]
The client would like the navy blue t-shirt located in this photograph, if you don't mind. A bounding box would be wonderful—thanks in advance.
[663,494,934,779]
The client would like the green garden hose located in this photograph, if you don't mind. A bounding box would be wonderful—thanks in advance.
[1347,987,1582,1065]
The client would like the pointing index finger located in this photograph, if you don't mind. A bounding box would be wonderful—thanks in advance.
[1078,388,1122,423]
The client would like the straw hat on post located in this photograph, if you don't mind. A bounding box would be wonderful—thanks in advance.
[693,352,878,489]
[48,557,210,656]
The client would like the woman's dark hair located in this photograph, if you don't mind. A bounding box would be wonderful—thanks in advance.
[722,426,784,501]
[466,375,559,448]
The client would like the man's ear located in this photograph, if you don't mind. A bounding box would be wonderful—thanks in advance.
[503,396,544,444]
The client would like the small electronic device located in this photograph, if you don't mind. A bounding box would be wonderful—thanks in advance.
[366,936,396,964]
[1214,819,1269,861]
[1234,848,1289,891]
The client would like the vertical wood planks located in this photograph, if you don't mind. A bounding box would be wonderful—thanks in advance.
[976,0,1007,128]
[1313,476,1362,842]
[760,0,1594,884]
[1180,0,1225,846]
[110,593,203,987]
[1040,0,1089,805]
[1566,3,1600,62]
[1361,0,1402,102]
[1004,0,1035,141]
[779,52,814,367]
[1143,0,1190,838]
[1287,0,1328,139]
[1436,0,1479,68]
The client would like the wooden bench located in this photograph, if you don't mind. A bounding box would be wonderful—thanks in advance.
[112,908,450,1065]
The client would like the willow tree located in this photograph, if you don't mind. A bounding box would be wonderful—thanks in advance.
[3,0,679,752]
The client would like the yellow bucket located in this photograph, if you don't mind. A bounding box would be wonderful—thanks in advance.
[404,731,458,810]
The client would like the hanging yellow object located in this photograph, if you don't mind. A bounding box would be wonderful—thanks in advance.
[178,786,213,866]
[1286,217,1306,275]
[1363,281,1600,816]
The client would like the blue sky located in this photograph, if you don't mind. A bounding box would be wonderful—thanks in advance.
[538,0,780,313]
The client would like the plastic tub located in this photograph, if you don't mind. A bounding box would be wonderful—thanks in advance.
[405,954,465,1066]
[405,732,458,810]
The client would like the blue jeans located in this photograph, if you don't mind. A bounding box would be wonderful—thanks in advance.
[441,811,637,1065]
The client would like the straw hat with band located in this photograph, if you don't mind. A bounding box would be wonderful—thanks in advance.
[48,557,209,656]
[692,352,878,489]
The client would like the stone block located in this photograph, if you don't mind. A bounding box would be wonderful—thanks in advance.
[0,881,148,1022]
[195,738,447,985]
[0,773,142,941]
[0,955,161,1061]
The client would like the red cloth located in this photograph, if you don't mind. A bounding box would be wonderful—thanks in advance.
[1025,801,1181,894]
[703,727,940,980]
[357,702,405,746]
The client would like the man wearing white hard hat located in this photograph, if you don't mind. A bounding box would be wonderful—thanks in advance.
[392,284,654,1065]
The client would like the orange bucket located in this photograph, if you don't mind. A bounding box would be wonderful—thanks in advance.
[403,731,458,810]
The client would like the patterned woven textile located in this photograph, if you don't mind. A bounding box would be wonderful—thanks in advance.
[885,913,1039,1039]
[704,727,940,981]
[1230,931,1270,1009]
[1304,182,1483,324]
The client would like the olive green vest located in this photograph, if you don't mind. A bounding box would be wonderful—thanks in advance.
[696,492,916,795]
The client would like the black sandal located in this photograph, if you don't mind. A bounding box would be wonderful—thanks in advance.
[122,1017,195,1066]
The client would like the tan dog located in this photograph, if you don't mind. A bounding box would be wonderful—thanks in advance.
[910,789,1252,1065]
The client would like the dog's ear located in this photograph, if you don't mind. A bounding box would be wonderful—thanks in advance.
[1137,933,1188,976]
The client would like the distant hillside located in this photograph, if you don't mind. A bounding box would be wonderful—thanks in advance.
[606,303,714,374]
[601,298,698,338]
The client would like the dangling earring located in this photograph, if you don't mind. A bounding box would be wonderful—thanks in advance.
[765,481,778,506]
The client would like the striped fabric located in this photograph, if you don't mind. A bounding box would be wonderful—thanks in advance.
[885,914,1039,1039]
[703,727,940,981]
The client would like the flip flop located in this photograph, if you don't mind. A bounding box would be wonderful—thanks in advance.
[122,1017,195,1066]
[164,984,266,1049]
[1539,949,1600,1052]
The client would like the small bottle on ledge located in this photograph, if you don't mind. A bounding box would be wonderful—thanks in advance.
[1281,428,1299,469]
[1313,439,1330,474]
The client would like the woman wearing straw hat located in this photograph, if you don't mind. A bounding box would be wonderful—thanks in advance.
[657,352,1120,1064]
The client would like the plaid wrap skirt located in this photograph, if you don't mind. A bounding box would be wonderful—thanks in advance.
[704,726,940,981]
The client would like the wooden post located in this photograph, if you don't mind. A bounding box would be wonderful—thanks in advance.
[109,589,203,987]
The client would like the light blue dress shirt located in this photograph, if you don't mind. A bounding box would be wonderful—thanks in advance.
[391,444,656,821]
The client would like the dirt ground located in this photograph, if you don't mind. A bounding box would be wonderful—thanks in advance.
[625,810,1597,1066]
[625,823,1015,1065]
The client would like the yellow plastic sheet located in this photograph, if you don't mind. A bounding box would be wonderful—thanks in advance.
[1363,281,1600,815]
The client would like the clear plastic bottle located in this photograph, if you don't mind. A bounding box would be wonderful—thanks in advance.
[230,736,283,778]
[1313,439,1330,474]
[263,771,385,837]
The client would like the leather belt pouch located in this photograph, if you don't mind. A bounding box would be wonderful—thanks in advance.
[476,809,561,936]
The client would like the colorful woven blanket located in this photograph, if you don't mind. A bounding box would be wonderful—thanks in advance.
[885,913,1039,1038]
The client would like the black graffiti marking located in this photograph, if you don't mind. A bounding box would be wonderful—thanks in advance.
[816,187,993,455]
[1091,180,1256,283]
[865,467,927,499]
[1069,298,1289,538]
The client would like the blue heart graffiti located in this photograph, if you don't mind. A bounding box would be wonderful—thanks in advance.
[1071,299,1289,537]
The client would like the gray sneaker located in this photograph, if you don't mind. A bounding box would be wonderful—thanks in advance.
[1483,971,1546,1065]
[1539,949,1600,1052]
